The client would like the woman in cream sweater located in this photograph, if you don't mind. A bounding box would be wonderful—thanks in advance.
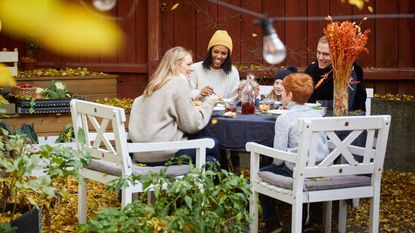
[128,46,220,165]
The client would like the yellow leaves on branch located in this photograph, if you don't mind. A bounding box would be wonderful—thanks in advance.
[341,0,365,10]
[171,3,180,11]
[0,0,123,57]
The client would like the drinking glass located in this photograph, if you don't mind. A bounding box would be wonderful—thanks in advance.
[225,100,237,112]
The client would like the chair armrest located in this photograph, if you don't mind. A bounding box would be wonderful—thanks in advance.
[246,142,297,163]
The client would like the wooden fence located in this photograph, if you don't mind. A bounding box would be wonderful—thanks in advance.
[1,0,414,97]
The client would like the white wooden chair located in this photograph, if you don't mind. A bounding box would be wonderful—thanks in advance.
[350,87,375,208]
[0,49,18,76]
[247,115,391,233]
[70,99,214,224]
[258,85,273,100]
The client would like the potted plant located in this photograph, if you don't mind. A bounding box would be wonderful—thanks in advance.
[0,127,90,233]
[78,161,252,233]
[20,35,41,71]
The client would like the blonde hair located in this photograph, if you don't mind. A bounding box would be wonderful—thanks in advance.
[283,73,314,104]
[266,91,282,101]
[143,46,191,96]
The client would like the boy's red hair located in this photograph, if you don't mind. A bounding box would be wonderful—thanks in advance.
[283,73,314,104]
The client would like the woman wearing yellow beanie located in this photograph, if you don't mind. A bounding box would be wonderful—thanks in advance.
[190,30,240,101]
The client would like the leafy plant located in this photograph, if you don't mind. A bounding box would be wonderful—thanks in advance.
[55,124,75,143]
[0,128,90,231]
[79,163,252,233]
[41,80,74,99]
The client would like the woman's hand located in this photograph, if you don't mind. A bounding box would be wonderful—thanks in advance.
[200,85,215,97]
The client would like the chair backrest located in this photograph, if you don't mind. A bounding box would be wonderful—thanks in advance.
[294,115,390,181]
[365,88,374,115]
[258,85,273,100]
[70,99,133,176]
[0,49,18,76]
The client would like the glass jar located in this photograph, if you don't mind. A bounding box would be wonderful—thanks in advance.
[241,75,255,114]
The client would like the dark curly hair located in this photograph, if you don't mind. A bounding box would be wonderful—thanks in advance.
[201,47,233,74]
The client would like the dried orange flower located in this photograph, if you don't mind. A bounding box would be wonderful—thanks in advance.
[324,17,369,116]
[324,18,369,84]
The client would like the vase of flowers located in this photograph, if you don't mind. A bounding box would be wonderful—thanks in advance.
[324,17,369,116]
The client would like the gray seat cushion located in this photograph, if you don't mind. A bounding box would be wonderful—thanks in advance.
[87,159,190,177]
[257,171,371,191]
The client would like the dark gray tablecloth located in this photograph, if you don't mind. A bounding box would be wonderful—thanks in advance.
[195,110,366,152]
[195,112,277,151]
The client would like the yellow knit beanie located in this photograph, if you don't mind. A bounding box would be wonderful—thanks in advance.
[207,30,233,54]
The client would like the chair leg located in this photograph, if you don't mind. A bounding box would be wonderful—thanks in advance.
[369,195,380,233]
[292,200,303,233]
[121,187,133,208]
[352,198,360,208]
[249,191,259,233]
[338,200,347,233]
[323,201,332,233]
[78,182,87,224]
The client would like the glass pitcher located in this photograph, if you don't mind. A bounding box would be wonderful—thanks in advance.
[241,75,256,114]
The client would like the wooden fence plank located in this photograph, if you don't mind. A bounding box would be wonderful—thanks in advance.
[285,0,308,67]
[307,0,330,65]
[398,0,415,68]
[161,0,175,54]
[375,1,399,67]
[173,1,196,52]
[194,0,218,61]
[353,2,376,67]
[217,0,242,64]
[240,0,262,65]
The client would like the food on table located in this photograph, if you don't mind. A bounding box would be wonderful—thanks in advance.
[223,111,236,118]
[259,103,271,113]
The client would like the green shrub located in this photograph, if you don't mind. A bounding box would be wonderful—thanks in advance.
[79,164,252,233]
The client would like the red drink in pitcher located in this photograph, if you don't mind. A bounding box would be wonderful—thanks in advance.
[241,102,255,114]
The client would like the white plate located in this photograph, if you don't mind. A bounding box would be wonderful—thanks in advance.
[213,105,225,111]
[217,98,233,103]
[305,103,321,107]
[267,109,289,115]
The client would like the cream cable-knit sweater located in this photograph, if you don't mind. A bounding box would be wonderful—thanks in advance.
[128,74,215,163]
[189,61,240,101]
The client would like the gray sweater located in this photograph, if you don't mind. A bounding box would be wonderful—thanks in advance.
[273,103,329,171]
[128,74,215,163]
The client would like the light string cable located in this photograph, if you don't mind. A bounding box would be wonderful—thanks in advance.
[208,0,415,21]
[79,0,140,21]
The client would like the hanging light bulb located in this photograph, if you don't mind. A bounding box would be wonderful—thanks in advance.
[92,0,117,11]
[258,17,286,64]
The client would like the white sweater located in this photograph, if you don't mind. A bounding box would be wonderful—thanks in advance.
[128,74,215,163]
[189,61,240,101]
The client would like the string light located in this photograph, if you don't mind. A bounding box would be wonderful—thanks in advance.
[92,0,116,11]
[257,17,286,64]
